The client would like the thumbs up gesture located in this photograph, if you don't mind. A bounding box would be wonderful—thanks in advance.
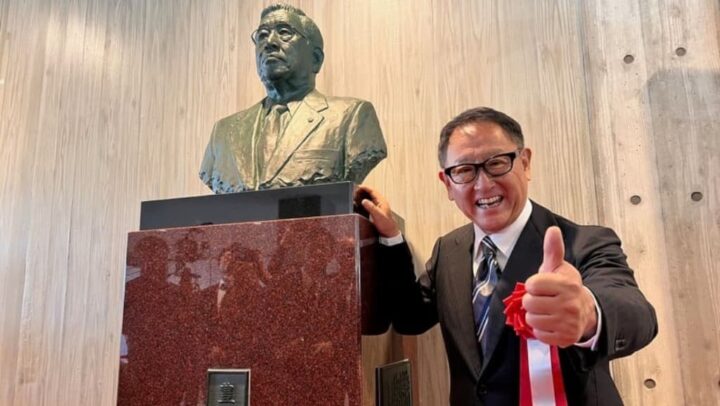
[522,226,598,347]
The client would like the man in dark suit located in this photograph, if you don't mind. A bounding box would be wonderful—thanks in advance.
[358,107,657,405]
[200,4,386,193]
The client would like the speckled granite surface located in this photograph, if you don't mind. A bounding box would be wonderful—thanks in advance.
[118,214,382,405]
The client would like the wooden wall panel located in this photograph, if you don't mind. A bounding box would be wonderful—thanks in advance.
[0,0,8,92]
[0,0,717,405]
[0,1,52,405]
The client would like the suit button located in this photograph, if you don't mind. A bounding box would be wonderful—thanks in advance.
[307,117,314,122]
[477,384,487,395]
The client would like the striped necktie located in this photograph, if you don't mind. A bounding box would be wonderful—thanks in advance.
[473,236,501,350]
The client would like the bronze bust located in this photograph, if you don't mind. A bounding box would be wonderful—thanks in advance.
[200,4,387,193]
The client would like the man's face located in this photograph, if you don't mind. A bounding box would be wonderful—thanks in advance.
[439,121,532,234]
[255,10,317,82]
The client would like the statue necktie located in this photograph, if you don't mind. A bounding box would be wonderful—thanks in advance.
[473,236,501,353]
[256,104,289,181]
[261,104,289,160]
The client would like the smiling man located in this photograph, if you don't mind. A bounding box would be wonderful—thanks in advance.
[358,107,657,405]
[200,4,387,192]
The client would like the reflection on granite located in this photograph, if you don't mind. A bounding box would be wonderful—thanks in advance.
[118,214,380,405]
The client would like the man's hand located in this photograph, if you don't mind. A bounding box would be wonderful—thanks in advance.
[522,226,598,347]
[354,185,401,238]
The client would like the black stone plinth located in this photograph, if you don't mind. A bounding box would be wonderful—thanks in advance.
[140,182,357,230]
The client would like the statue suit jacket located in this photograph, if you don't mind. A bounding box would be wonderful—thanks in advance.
[199,90,387,193]
[381,201,657,406]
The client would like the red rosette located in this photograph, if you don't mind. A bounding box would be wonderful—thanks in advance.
[503,282,535,339]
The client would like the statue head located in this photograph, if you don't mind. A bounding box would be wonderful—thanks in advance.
[253,4,325,93]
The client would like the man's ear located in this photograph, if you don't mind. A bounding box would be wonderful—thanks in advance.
[520,147,532,181]
[438,171,455,201]
[312,48,324,73]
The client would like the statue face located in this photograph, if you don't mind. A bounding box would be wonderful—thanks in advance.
[255,10,317,83]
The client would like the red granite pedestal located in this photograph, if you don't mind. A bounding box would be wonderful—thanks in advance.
[117,214,392,405]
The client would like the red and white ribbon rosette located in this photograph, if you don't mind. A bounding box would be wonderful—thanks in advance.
[504,282,568,406]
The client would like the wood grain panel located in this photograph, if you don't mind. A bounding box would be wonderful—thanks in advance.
[0,0,717,405]
[0,1,52,405]
[0,0,9,91]
[76,2,147,404]
[12,0,128,403]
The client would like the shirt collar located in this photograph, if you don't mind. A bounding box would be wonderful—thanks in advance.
[264,98,301,116]
[473,199,533,260]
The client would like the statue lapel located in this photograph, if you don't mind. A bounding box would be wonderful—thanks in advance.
[239,102,263,190]
[262,91,327,184]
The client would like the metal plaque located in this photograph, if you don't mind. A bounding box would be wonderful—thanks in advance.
[376,359,412,406]
[207,369,250,406]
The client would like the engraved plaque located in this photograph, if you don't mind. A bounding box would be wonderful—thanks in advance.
[207,369,250,406]
[376,359,412,406]
[278,195,323,218]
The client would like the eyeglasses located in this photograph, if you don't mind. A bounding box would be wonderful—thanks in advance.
[443,149,522,184]
[251,23,304,44]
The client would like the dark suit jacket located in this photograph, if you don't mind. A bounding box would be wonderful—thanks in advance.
[381,202,657,406]
[199,90,387,193]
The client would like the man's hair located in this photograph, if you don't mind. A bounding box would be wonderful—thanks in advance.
[438,107,525,166]
[260,4,324,51]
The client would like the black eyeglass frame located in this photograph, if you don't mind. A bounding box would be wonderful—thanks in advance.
[251,23,306,45]
[443,149,523,184]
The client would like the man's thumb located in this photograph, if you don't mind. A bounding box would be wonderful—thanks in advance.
[540,226,565,273]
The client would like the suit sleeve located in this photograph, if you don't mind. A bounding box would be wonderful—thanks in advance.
[343,101,387,184]
[379,239,439,335]
[569,226,658,362]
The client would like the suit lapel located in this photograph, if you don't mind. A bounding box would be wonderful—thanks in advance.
[479,206,545,376]
[262,90,327,183]
[441,226,484,380]
[239,102,264,190]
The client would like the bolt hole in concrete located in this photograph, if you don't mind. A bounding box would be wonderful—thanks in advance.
[630,195,642,205]
[644,378,656,389]
[623,54,635,64]
[691,191,703,202]
[675,47,687,56]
